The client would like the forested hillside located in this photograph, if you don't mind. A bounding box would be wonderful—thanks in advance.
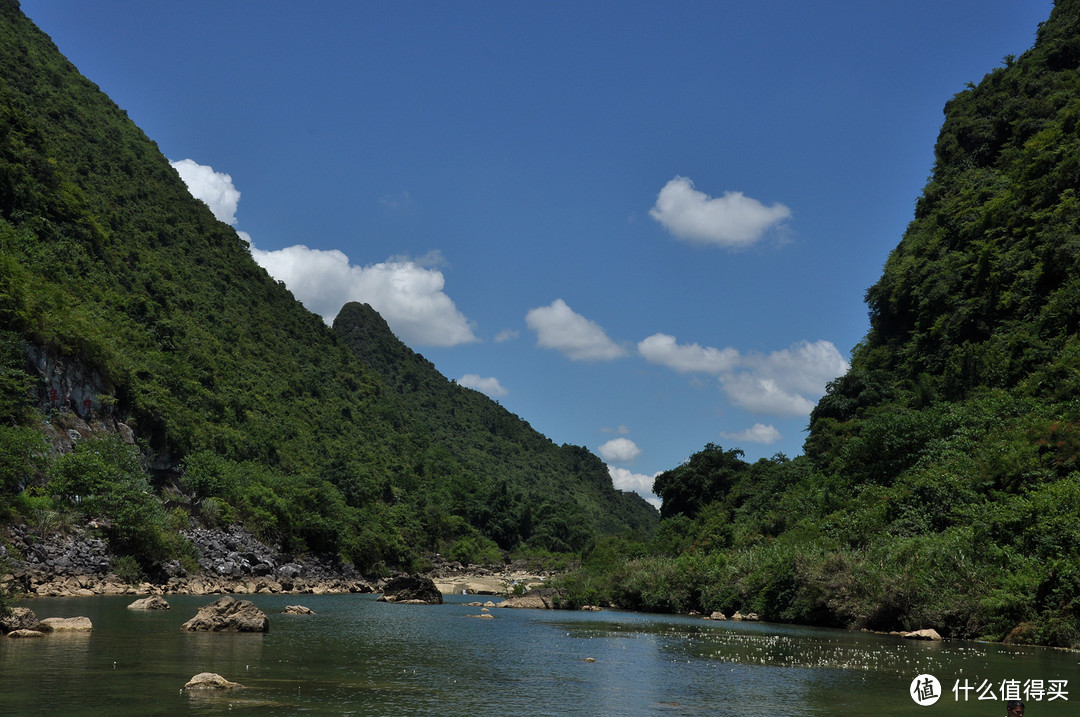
[559,0,1080,648]
[0,0,655,577]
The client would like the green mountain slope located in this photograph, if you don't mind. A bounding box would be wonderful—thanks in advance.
[559,0,1080,648]
[0,0,654,572]
[333,302,657,550]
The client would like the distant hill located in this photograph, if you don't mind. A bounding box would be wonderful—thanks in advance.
[0,0,655,572]
[559,0,1080,648]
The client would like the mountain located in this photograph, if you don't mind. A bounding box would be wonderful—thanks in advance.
[0,0,655,572]
[559,0,1080,648]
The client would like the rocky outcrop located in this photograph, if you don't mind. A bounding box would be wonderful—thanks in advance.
[903,628,943,641]
[127,595,170,610]
[0,607,38,633]
[377,575,443,604]
[36,616,93,632]
[180,596,269,632]
[183,673,244,690]
[2,522,376,598]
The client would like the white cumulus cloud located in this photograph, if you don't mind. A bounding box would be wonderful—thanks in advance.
[597,437,641,463]
[638,333,848,417]
[649,176,791,248]
[171,160,477,348]
[719,423,782,445]
[720,340,849,416]
[525,299,627,361]
[608,466,662,510]
[249,245,478,346]
[457,374,508,398]
[170,158,241,225]
[638,333,739,374]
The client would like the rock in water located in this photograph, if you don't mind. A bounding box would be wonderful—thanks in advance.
[496,588,562,610]
[180,595,269,632]
[283,605,315,614]
[6,629,45,639]
[0,607,38,634]
[127,595,171,610]
[36,616,93,632]
[376,575,443,604]
[903,628,943,641]
[183,672,244,690]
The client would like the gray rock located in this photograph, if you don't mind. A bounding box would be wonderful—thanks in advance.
[127,595,171,610]
[180,595,269,632]
[0,607,38,633]
[183,672,243,690]
[377,575,443,605]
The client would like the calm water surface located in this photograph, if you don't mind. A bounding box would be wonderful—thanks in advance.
[2,593,1078,715]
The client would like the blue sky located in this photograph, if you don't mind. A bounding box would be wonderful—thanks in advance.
[23,1,1053,506]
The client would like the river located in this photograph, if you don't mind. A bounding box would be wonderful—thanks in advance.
[1,593,1077,715]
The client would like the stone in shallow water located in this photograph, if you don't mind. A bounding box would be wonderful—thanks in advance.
[183,672,244,690]
[127,595,171,610]
[180,595,269,632]
[36,616,93,632]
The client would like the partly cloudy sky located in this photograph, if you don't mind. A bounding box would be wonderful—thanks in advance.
[34,0,1052,507]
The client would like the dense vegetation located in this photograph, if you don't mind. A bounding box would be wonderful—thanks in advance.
[557,0,1080,648]
[0,0,655,577]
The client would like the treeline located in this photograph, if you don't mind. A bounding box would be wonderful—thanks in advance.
[0,0,655,581]
[557,0,1080,648]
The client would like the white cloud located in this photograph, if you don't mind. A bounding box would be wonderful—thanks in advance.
[249,244,478,346]
[601,425,632,435]
[457,374,508,398]
[637,333,848,417]
[597,437,641,463]
[173,160,476,347]
[170,158,241,225]
[525,299,627,361]
[720,340,849,416]
[638,333,739,374]
[494,329,519,343]
[649,176,790,248]
[608,466,661,510]
[720,423,782,445]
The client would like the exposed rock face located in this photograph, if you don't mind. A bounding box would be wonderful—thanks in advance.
[377,575,443,604]
[127,595,170,610]
[36,616,93,632]
[2,522,375,598]
[183,673,244,690]
[903,628,943,641]
[180,596,269,632]
[0,607,38,633]
[283,605,315,614]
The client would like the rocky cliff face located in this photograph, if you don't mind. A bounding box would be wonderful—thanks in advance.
[22,342,136,459]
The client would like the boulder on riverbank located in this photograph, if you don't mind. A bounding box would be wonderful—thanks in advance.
[377,575,443,605]
[183,672,244,690]
[180,595,269,632]
[36,616,93,632]
[127,595,171,610]
[902,628,943,641]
